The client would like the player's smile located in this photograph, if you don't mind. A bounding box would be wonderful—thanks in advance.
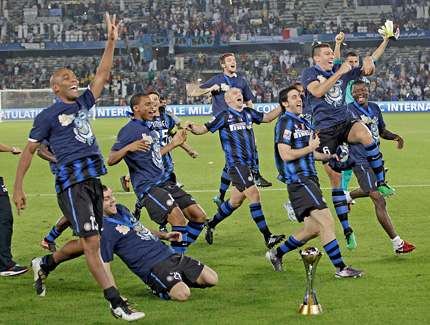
[352,84,369,106]
[103,189,117,216]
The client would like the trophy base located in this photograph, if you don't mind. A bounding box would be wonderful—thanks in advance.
[298,304,323,315]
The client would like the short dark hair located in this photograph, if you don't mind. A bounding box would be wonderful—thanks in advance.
[346,51,358,58]
[220,53,235,66]
[293,81,302,88]
[311,43,330,58]
[279,86,299,108]
[102,185,108,192]
[351,79,368,90]
[129,92,149,113]
[149,91,160,98]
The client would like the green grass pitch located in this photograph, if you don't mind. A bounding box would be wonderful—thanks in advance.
[0,113,429,324]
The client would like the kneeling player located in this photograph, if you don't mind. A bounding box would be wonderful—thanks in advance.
[101,186,217,301]
[266,86,365,278]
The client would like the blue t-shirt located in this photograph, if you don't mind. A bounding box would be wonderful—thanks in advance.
[29,89,100,165]
[29,89,106,192]
[111,119,165,198]
[274,111,317,184]
[200,73,255,115]
[205,107,263,169]
[100,204,174,281]
[348,101,386,165]
[302,64,362,130]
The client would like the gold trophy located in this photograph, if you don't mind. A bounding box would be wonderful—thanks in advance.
[298,247,323,315]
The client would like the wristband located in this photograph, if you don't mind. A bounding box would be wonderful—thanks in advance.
[371,56,378,63]
[11,147,16,154]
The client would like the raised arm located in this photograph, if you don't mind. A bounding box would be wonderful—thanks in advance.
[190,84,220,97]
[334,32,345,62]
[13,141,40,215]
[89,13,123,100]
[370,34,389,62]
[262,105,282,123]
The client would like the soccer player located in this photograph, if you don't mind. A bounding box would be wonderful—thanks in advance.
[0,143,28,277]
[345,80,415,254]
[12,13,145,321]
[101,185,218,301]
[333,31,391,193]
[185,87,285,249]
[107,93,205,254]
[266,86,365,278]
[190,53,271,210]
[302,42,392,251]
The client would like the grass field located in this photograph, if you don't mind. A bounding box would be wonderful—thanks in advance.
[0,113,429,324]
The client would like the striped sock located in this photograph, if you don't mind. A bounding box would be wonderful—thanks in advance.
[208,199,236,228]
[171,226,188,253]
[46,226,63,242]
[364,141,384,182]
[255,146,260,171]
[218,166,231,201]
[323,239,346,269]
[332,189,351,232]
[276,236,305,258]
[249,203,270,238]
[186,221,204,245]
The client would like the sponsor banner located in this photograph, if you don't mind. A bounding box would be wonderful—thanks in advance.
[21,43,45,50]
[2,102,430,121]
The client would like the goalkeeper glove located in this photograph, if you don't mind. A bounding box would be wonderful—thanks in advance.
[378,19,400,41]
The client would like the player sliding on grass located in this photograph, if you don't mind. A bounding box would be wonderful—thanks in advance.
[185,87,285,249]
[267,86,365,278]
[101,185,218,301]
[12,13,145,321]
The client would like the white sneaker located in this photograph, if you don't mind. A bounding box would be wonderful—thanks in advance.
[283,201,297,221]
[344,191,356,205]
[110,302,145,322]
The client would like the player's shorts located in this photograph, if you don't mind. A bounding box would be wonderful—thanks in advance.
[353,164,378,193]
[159,179,197,210]
[145,252,205,299]
[287,176,328,222]
[228,165,255,192]
[140,185,178,224]
[316,118,360,157]
[57,178,103,238]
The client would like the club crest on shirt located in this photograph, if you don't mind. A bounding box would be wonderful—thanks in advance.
[220,83,230,91]
[325,80,343,107]
[317,75,327,84]
[116,224,130,235]
[58,114,74,126]
[73,110,95,146]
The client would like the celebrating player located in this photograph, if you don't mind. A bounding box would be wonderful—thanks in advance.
[345,80,415,254]
[185,87,285,249]
[101,185,218,301]
[12,13,145,321]
[267,86,365,278]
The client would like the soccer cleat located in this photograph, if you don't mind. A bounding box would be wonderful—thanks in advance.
[255,176,272,187]
[213,195,224,211]
[264,234,286,249]
[110,302,145,322]
[344,191,356,205]
[159,225,168,233]
[283,201,297,221]
[345,231,357,250]
[31,257,48,297]
[377,181,395,197]
[0,264,28,277]
[132,200,142,221]
[40,237,58,253]
[204,219,215,245]
[395,240,416,255]
[265,250,286,271]
[335,266,365,278]
[120,175,130,192]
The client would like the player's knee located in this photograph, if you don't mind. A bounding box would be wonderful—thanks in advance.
[169,284,190,302]
[370,191,386,208]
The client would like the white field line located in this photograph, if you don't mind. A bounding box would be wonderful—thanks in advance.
[25,184,430,197]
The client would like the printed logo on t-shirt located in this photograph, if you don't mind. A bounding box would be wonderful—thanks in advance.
[325,80,344,107]
[283,129,291,140]
[73,110,95,146]
[220,83,230,91]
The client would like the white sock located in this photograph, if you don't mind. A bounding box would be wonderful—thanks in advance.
[345,191,353,204]
[390,235,402,248]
